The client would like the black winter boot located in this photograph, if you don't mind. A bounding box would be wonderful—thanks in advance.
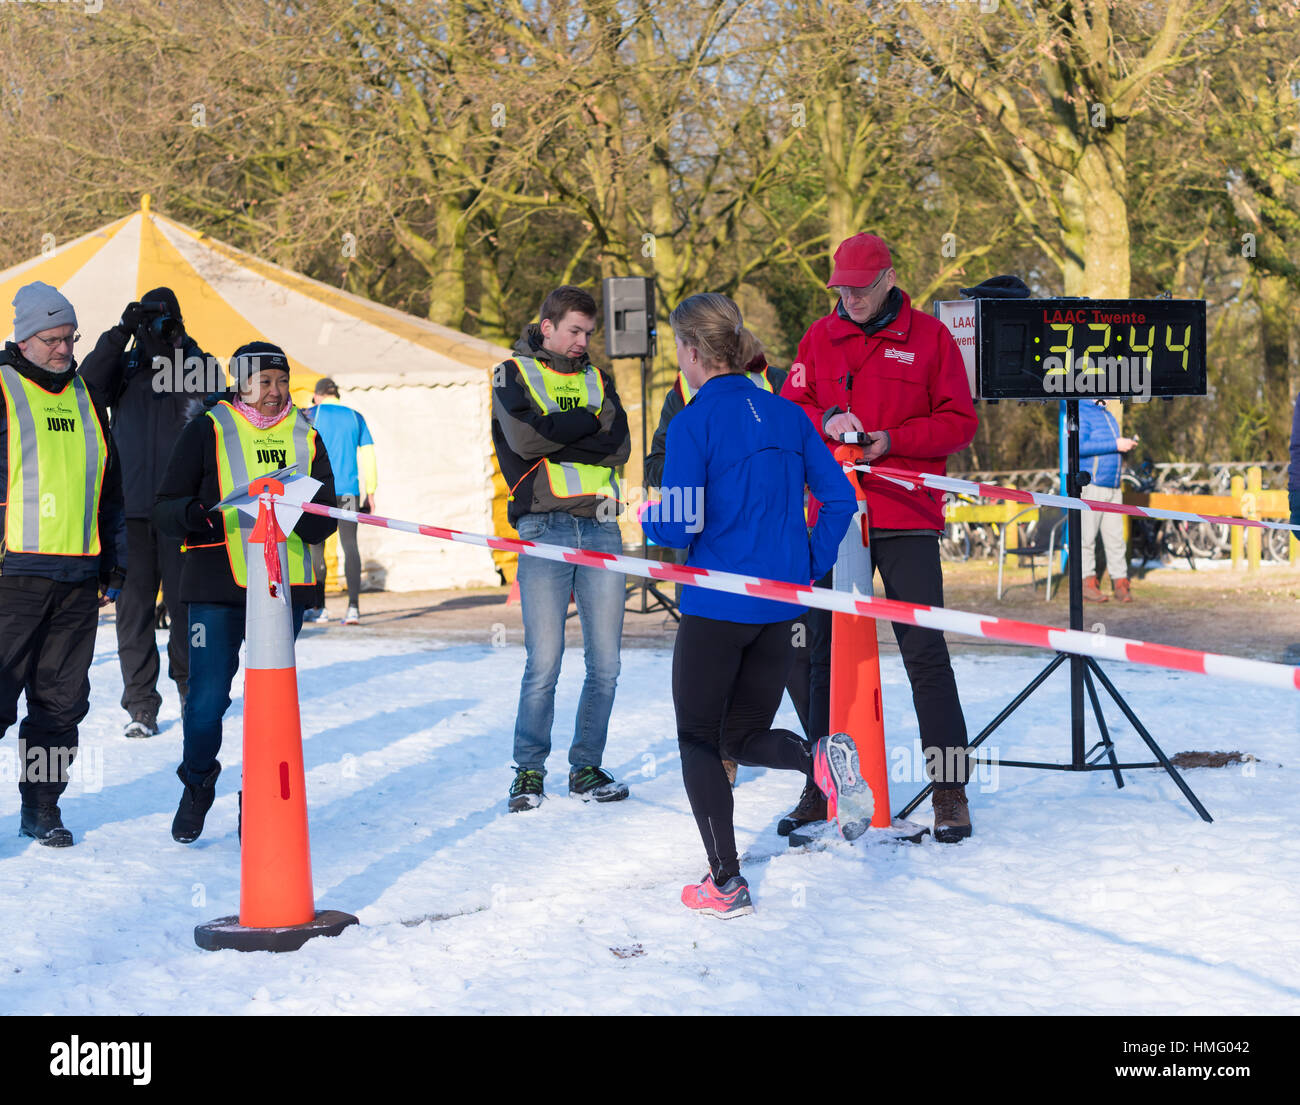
[172,763,221,843]
[19,804,74,848]
[777,777,828,836]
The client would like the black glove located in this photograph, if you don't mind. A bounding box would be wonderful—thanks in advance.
[119,302,145,333]
[184,499,220,536]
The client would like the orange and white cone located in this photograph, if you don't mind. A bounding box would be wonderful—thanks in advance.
[195,477,358,952]
[804,445,927,845]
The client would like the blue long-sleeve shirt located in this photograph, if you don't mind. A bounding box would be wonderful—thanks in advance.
[640,373,856,623]
[307,398,376,500]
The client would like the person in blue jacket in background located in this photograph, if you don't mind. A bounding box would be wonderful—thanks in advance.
[1078,399,1138,602]
[640,292,863,919]
[305,377,378,625]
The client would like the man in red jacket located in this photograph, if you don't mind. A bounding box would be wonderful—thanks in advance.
[781,232,979,841]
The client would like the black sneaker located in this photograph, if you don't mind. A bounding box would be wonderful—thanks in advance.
[172,763,221,843]
[124,708,159,739]
[569,765,629,803]
[19,804,74,848]
[508,768,545,812]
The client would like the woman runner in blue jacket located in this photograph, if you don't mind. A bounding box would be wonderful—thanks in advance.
[640,293,866,918]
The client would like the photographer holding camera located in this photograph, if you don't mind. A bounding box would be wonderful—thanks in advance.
[81,288,214,739]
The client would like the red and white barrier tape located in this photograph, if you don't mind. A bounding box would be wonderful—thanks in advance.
[857,464,1298,535]
[297,499,1300,692]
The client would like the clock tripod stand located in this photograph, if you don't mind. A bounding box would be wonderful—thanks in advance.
[896,398,1211,824]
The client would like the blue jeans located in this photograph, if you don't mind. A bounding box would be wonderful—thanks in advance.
[182,602,304,785]
[512,512,625,775]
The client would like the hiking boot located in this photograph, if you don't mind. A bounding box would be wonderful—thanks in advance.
[19,804,74,848]
[777,776,828,836]
[1083,578,1108,603]
[508,768,545,812]
[569,765,629,803]
[172,763,221,843]
[1113,578,1133,603]
[124,708,159,739]
[723,759,738,788]
[343,606,360,625]
[812,733,873,841]
[933,785,972,843]
[681,873,753,918]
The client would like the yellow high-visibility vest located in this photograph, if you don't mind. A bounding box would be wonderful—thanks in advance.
[678,366,775,404]
[511,356,620,503]
[206,401,316,587]
[0,364,107,557]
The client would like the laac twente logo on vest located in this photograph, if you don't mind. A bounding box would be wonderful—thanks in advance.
[40,398,77,433]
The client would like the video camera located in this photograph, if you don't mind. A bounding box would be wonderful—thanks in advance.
[139,299,184,347]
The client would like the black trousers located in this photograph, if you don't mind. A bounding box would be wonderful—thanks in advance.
[0,576,98,807]
[673,615,813,884]
[808,534,969,787]
[310,494,362,607]
[786,570,833,743]
[117,519,188,714]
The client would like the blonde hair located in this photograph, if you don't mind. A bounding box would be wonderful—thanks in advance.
[669,293,764,373]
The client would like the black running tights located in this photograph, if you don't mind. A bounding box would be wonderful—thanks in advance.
[673,615,813,884]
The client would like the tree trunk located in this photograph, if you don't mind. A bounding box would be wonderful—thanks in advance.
[1257,274,1295,459]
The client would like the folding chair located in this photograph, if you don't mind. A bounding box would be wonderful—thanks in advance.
[996,506,1067,600]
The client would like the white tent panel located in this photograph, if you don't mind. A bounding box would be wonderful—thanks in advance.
[335,381,497,592]
[60,216,141,344]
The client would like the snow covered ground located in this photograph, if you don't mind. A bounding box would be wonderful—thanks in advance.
[2,615,1298,1016]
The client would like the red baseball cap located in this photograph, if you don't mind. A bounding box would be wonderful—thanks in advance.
[827,233,893,288]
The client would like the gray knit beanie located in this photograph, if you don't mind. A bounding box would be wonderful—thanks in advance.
[12,281,78,343]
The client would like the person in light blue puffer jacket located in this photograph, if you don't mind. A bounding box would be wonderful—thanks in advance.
[1078,400,1138,601]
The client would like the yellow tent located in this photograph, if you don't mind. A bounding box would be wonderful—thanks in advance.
[2,198,516,590]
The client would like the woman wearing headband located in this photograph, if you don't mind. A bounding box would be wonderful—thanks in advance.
[154,342,337,844]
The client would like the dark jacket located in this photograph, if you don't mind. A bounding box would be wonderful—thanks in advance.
[0,342,127,587]
[640,373,856,623]
[152,394,337,607]
[645,365,789,489]
[491,325,631,528]
[80,324,216,519]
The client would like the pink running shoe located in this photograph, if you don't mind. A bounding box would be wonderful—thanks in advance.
[680,873,754,918]
[812,733,873,841]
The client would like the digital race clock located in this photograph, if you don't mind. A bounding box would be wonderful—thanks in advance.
[935,298,1207,401]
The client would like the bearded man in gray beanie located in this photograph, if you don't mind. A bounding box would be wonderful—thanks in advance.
[0,281,128,847]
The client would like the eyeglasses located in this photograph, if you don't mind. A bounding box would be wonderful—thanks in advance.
[835,270,890,301]
[32,332,80,349]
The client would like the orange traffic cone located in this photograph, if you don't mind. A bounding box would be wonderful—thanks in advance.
[828,444,891,830]
[195,477,358,952]
[816,444,926,844]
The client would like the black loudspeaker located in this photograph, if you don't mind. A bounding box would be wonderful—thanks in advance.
[603,276,655,359]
